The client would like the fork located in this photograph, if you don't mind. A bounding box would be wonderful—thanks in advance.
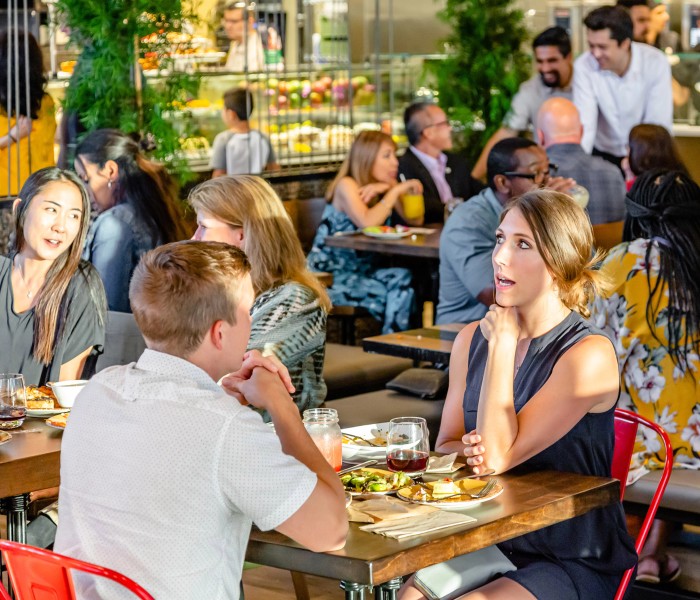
[342,433,384,447]
[426,478,497,501]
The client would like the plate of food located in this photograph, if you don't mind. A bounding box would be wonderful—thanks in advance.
[0,431,12,446]
[362,225,412,239]
[342,423,390,460]
[340,467,413,495]
[397,477,503,510]
[45,412,69,430]
[24,385,69,417]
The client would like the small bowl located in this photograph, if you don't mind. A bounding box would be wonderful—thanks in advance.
[48,380,88,408]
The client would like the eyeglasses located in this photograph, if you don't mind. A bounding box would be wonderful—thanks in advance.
[421,120,451,136]
[503,163,558,184]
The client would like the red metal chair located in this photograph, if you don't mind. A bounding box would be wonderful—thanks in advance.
[612,408,673,600]
[0,540,154,600]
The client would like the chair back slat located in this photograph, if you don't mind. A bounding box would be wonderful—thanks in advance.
[612,412,639,498]
[0,540,154,600]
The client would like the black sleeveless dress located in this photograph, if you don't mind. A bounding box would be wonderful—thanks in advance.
[463,311,637,599]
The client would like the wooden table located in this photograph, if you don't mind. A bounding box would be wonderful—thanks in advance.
[324,228,440,260]
[247,470,620,599]
[363,323,464,364]
[0,419,63,543]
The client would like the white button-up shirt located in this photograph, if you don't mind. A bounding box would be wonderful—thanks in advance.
[574,42,673,157]
[55,349,316,600]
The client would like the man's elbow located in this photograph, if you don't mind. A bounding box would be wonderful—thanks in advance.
[304,515,349,552]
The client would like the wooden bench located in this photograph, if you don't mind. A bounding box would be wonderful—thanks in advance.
[624,469,700,528]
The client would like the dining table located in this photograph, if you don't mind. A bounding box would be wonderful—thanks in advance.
[247,469,621,599]
[323,227,441,260]
[363,323,465,364]
[324,227,442,314]
[0,419,63,543]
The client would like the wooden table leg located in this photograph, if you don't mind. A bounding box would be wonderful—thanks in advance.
[290,570,310,600]
[0,494,29,543]
[340,580,369,599]
[375,577,402,599]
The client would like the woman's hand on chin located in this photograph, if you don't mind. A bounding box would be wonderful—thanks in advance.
[480,304,519,346]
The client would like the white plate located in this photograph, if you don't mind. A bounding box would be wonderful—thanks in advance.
[45,422,66,431]
[0,431,12,446]
[396,482,503,511]
[345,492,353,508]
[26,408,70,418]
[342,423,390,460]
[362,229,412,240]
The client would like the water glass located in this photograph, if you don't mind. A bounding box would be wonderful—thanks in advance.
[303,408,342,472]
[386,416,430,477]
[0,373,26,430]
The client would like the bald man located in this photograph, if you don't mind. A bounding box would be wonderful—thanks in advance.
[537,97,625,225]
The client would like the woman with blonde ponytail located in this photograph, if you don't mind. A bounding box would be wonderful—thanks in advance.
[399,190,635,600]
[0,167,106,385]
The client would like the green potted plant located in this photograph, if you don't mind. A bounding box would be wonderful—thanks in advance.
[56,0,199,177]
[429,0,531,163]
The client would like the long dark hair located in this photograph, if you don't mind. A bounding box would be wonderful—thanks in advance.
[623,170,700,369]
[75,129,188,243]
[628,124,687,177]
[10,167,106,364]
[0,30,46,119]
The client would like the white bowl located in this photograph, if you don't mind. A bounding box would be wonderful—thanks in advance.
[48,380,88,408]
[341,423,390,461]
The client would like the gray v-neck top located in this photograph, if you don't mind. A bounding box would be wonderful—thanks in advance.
[464,311,636,575]
[0,256,106,386]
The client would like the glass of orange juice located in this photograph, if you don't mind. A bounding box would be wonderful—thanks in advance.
[401,193,425,221]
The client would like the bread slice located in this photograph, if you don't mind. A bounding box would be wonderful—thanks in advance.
[25,386,57,410]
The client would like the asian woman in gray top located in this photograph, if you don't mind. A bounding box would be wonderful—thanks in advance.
[0,167,106,385]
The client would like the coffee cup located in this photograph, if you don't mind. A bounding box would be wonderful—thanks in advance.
[401,194,425,220]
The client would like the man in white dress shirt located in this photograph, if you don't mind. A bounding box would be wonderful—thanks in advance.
[55,241,347,600]
[574,5,672,167]
[223,3,265,72]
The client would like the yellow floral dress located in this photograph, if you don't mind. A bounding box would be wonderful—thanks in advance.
[0,94,56,196]
[590,238,700,470]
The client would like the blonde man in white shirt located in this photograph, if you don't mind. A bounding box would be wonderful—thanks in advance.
[223,3,265,72]
[574,5,672,167]
[55,241,347,600]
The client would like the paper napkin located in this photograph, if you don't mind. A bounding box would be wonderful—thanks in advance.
[360,510,476,540]
[347,495,436,523]
[426,453,462,474]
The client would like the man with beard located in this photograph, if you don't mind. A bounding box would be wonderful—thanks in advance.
[472,27,573,181]
[574,5,672,167]
[617,0,651,43]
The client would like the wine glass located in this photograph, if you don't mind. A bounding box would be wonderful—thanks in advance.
[0,373,26,430]
[386,416,430,477]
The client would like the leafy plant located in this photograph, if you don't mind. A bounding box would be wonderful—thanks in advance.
[430,0,531,163]
[55,1,200,177]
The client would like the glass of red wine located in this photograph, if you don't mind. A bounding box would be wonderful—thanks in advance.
[0,373,26,430]
[386,416,430,477]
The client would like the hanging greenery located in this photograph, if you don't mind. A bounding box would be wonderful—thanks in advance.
[430,0,531,163]
[55,0,200,176]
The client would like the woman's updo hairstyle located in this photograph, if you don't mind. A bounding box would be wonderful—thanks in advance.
[501,190,608,317]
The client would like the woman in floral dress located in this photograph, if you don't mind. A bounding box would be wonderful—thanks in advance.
[307,131,422,333]
[590,169,700,584]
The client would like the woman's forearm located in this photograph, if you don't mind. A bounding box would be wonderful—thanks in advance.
[476,341,519,473]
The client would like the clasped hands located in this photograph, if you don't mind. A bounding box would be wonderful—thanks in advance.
[219,350,295,410]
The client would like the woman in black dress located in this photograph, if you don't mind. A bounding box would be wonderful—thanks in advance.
[400,190,636,600]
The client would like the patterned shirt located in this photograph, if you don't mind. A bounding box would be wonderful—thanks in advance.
[55,349,317,600]
[249,282,327,421]
[589,239,700,470]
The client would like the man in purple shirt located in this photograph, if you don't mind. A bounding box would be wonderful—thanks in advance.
[398,102,483,224]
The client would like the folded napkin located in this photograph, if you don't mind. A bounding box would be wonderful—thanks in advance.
[347,495,437,523]
[360,510,476,540]
[426,453,462,474]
